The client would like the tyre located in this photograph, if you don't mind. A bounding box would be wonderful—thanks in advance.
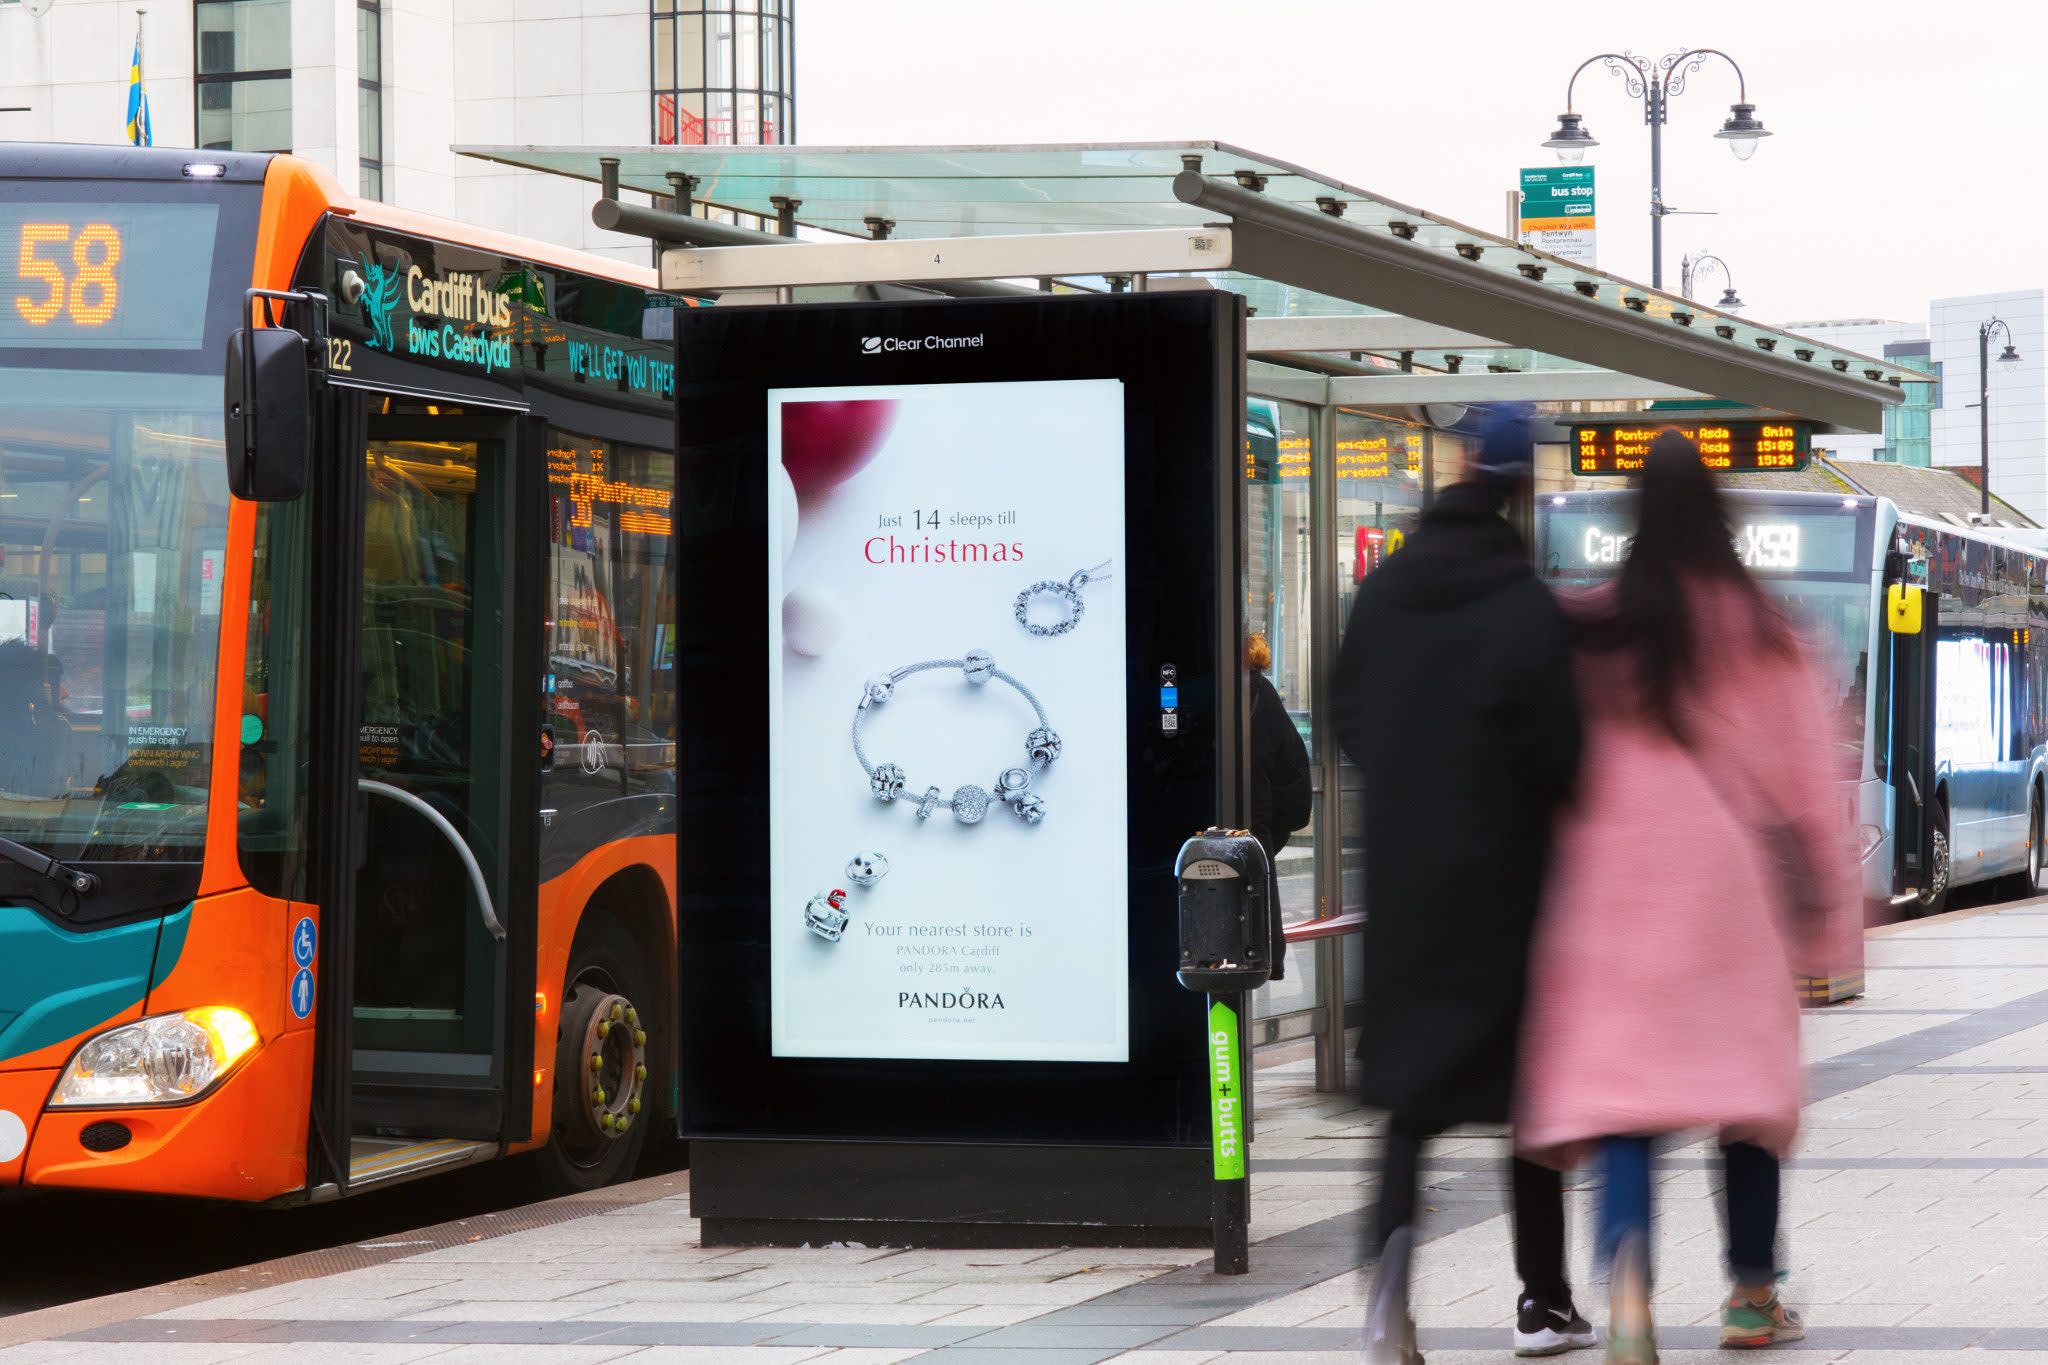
[531,912,654,1196]
[2028,789,2045,898]
[1914,801,1951,919]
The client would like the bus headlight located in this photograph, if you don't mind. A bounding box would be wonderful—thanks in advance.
[1858,824,1885,862]
[50,1007,261,1108]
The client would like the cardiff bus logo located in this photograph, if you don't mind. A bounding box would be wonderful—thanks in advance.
[357,259,404,351]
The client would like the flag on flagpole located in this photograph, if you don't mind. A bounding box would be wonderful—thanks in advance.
[125,16,152,147]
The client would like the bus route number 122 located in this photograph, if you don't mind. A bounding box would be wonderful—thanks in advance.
[12,223,123,328]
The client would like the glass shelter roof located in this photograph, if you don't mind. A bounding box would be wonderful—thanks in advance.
[456,140,1923,427]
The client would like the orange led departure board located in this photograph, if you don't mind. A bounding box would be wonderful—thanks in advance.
[0,201,220,351]
[1572,419,1810,475]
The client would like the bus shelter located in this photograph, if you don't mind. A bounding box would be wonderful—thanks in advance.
[465,140,1924,1092]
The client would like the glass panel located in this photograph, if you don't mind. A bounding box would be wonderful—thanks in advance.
[196,76,292,153]
[652,16,675,89]
[736,11,759,88]
[1333,409,1426,935]
[707,11,734,88]
[678,15,703,90]
[359,163,382,200]
[736,92,759,146]
[358,85,382,167]
[0,369,230,861]
[354,428,507,1056]
[1244,397,1318,1023]
[195,0,291,75]
[240,499,309,898]
[706,90,733,146]
[541,432,677,880]
[356,3,381,82]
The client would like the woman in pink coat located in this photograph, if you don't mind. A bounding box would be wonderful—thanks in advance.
[1517,431,1860,1363]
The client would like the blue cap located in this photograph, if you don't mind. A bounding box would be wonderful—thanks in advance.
[1471,404,1536,483]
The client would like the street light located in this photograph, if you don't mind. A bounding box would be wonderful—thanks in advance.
[1979,316,2022,517]
[1680,252,1744,311]
[1541,49,1772,289]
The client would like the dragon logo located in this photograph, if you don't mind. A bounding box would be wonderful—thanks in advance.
[358,259,403,351]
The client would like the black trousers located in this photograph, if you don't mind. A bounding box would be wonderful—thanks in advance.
[1373,1121,1570,1304]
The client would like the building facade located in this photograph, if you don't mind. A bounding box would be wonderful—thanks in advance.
[1779,319,1929,464]
[0,0,793,268]
[1930,290,2046,524]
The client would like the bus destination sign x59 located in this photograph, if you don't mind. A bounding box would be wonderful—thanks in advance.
[1573,419,1810,476]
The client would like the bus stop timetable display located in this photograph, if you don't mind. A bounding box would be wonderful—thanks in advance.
[1573,420,1809,475]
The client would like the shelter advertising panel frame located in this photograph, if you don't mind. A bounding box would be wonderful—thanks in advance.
[674,292,1244,1243]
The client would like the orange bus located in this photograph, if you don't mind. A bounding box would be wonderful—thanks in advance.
[0,144,679,1201]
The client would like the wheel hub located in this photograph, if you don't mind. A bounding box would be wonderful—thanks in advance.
[562,985,647,1146]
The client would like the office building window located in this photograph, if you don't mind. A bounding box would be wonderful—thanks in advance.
[651,0,794,147]
[358,0,384,199]
[194,0,292,154]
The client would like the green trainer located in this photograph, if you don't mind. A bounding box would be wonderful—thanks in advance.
[1720,1281,1804,1349]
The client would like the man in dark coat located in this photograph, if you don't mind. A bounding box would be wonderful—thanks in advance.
[1246,634,1312,981]
[1333,407,1589,1363]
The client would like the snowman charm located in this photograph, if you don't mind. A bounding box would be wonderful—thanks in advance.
[845,851,890,886]
[804,888,851,942]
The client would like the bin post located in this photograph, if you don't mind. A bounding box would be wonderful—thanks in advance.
[1206,991,1251,1274]
[1177,828,1271,1277]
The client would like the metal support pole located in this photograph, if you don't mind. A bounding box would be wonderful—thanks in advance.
[1981,325,1992,517]
[1309,399,1344,1093]
[599,156,620,202]
[1647,87,1665,290]
[1205,991,1251,1274]
[666,172,698,215]
[770,195,800,238]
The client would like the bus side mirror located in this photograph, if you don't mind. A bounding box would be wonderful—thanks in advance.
[224,326,311,502]
[1887,582,1924,636]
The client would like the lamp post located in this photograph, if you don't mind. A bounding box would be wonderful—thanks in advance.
[1680,252,1744,310]
[1542,49,1771,289]
[1979,317,2022,517]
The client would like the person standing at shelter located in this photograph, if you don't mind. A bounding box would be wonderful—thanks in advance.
[1515,430,1860,1363]
[1333,406,1594,1363]
[1246,632,1311,983]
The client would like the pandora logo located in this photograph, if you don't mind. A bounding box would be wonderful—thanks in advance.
[898,991,1006,1010]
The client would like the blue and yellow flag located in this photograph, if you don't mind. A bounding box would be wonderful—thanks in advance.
[125,20,152,147]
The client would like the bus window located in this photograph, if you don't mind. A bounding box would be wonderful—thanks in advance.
[541,430,676,879]
[238,498,311,899]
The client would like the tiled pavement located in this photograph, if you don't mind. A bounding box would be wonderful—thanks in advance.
[12,902,2048,1361]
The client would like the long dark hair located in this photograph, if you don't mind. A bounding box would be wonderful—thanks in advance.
[1593,429,1790,743]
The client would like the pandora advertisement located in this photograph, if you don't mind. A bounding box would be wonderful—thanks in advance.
[766,378,1131,1062]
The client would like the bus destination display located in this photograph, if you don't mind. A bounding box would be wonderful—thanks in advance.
[1573,420,1809,475]
[1,202,220,351]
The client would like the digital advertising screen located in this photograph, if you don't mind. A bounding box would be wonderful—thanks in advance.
[767,379,1132,1062]
[675,291,1241,1159]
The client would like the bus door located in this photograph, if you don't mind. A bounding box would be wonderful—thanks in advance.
[1892,585,1939,909]
[315,400,542,1174]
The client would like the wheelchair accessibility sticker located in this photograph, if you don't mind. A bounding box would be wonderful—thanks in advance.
[292,916,317,968]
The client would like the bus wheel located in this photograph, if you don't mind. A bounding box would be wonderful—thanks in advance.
[536,915,652,1195]
[1916,803,1951,919]
[2030,791,2045,897]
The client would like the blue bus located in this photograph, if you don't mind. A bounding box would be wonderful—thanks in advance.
[1540,489,2048,920]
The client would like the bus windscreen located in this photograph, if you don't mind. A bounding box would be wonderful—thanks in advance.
[0,199,221,352]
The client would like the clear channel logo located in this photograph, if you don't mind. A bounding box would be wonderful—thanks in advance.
[860,333,985,355]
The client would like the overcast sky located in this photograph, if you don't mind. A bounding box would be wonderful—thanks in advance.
[799,1,2039,327]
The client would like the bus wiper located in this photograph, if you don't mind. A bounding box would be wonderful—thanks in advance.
[0,834,98,896]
